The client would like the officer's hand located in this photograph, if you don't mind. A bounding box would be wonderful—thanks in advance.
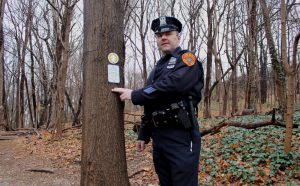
[136,140,146,152]
[111,88,133,101]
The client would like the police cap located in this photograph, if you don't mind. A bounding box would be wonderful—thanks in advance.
[151,16,182,34]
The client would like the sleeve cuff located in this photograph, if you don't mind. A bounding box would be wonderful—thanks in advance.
[131,89,146,105]
[137,126,151,144]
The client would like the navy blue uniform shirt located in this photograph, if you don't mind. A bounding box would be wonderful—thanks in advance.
[131,47,204,143]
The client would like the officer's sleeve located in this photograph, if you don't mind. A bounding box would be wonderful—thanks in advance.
[132,54,202,105]
[137,123,151,144]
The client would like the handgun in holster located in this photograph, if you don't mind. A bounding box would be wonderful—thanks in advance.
[187,96,198,127]
[177,102,193,129]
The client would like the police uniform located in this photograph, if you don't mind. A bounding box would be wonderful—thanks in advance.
[131,16,204,186]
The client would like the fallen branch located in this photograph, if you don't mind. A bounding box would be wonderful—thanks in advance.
[25,169,55,174]
[200,119,296,137]
[0,136,16,140]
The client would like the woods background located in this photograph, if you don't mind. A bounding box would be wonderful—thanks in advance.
[0,0,299,144]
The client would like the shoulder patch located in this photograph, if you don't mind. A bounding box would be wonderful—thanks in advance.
[182,52,196,66]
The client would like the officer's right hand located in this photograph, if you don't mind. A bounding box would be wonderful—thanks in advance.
[136,140,146,152]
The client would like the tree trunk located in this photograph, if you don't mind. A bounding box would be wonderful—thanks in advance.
[203,0,215,118]
[0,0,7,130]
[260,38,268,104]
[281,0,300,152]
[81,0,130,185]
[246,0,257,110]
[231,1,238,115]
[259,0,286,116]
[29,33,37,128]
[47,0,76,138]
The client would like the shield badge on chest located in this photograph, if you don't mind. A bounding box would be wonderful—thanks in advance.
[166,57,177,69]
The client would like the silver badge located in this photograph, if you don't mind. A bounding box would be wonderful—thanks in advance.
[167,65,175,69]
[160,17,167,26]
[168,57,177,65]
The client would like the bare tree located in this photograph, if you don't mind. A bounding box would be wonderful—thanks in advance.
[46,0,79,138]
[0,0,7,130]
[203,0,216,118]
[280,0,300,153]
[129,0,156,85]
[245,0,258,110]
[259,0,286,116]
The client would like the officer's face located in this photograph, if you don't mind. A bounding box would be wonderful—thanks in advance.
[155,31,180,55]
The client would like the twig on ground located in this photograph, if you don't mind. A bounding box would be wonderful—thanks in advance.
[25,169,55,174]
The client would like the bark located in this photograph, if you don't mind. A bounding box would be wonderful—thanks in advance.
[231,0,238,115]
[281,0,300,152]
[29,33,37,128]
[246,0,257,110]
[47,0,78,138]
[258,0,286,116]
[65,90,82,126]
[81,0,130,185]
[260,40,268,104]
[72,92,82,126]
[203,0,216,118]
[0,0,7,130]
[20,1,33,128]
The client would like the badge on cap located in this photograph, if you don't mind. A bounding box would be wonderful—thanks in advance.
[160,17,167,26]
[182,53,196,66]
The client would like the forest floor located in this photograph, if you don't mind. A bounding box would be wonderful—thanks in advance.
[0,126,159,186]
[0,113,300,186]
[0,130,80,186]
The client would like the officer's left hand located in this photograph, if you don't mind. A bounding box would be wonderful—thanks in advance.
[111,88,133,101]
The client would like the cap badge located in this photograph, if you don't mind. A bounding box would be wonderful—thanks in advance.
[159,17,167,26]
[182,53,196,66]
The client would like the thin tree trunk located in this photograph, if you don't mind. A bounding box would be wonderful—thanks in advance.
[47,0,77,138]
[246,0,257,110]
[259,0,286,117]
[203,0,215,118]
[260,35,268,104]
[281,0,300,152]
[231,0,238,114]
[0,0,7,130]
[29,33,37,128]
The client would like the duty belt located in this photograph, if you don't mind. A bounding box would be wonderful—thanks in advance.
[149,101,196,129]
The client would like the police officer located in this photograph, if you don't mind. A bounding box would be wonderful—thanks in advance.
[112,16,204,186]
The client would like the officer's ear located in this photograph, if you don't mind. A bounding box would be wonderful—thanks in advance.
[177,32,181,40]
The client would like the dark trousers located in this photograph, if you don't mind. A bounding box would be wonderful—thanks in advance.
[152,126,201,186]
